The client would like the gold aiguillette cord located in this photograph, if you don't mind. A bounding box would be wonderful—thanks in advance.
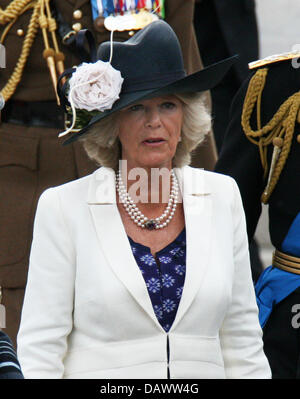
[39,0,65,104]
[44,0,65,84]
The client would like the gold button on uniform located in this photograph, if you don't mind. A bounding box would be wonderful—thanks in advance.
[17,29,24,37]
[297,134,300,144]
[72,23,82,32]
[73,10,82,20]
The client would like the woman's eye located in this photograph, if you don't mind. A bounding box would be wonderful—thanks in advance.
[161,102,176,109]
[129,104,144,112]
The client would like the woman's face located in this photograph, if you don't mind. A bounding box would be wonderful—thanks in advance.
[117,95,183,170]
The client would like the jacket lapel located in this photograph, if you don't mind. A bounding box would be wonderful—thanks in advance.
[87,166,213,333]
[170,166,213,331]
[87,167,163,330]
[64,0,89,9]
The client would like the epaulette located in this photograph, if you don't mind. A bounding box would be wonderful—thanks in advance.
[242,52,300,204]
[248,50,300,69]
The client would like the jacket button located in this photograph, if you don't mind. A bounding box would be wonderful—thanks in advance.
[73,10,83,20]
[72,23,82,32]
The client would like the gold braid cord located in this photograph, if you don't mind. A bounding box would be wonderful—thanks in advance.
[0,0,33,24]
[0,0,65,103]
[241,67,300,204]
[0,1,40,101]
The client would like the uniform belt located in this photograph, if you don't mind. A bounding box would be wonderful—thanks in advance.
[1,100,65,129]
[273,249,300,275]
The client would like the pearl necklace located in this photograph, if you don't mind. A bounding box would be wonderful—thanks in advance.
[116,170,179,230]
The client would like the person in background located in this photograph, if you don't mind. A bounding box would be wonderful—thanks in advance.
[215,52,300,378]
[194,0,259,152]
[0,0,216,348]
[193,0,262,282]
[0,330,23,379]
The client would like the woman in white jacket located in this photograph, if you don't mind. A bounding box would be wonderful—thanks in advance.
[17,20,271,379]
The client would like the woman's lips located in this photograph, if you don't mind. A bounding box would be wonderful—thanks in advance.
[142,138,166,147]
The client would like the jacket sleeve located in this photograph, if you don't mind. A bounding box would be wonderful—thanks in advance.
[17,188,75,379]
[219,178,271,378]
[0,330,24,379]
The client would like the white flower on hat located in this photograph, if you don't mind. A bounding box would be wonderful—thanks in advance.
[68,60,124,112]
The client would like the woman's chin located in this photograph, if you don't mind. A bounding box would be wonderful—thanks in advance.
[137,157,172,170]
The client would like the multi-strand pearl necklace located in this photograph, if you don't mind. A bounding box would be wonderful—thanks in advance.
[116,170,179,230]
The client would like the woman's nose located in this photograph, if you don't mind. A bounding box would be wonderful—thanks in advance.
[145,108,162,128]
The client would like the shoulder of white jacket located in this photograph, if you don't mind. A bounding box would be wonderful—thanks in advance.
[184,165,236,187]
[176,166,236,200]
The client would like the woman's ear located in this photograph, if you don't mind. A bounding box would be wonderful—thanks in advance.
[107,137,115,147]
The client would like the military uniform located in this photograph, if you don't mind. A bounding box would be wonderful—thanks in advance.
[194,0,259,152]
[0,0,216,347]
[215,54,300,378]
[194,0,263,282]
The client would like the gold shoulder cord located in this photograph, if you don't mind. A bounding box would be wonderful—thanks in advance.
[0,0,65,104]
[241,67,300,204]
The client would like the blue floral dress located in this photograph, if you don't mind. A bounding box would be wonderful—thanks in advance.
[128,228,186,332]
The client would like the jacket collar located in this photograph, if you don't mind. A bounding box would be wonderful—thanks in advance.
[87,166,212,332]
[87,166,211,204]
[66,0,89,9]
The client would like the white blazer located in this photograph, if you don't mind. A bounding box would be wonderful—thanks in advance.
[17,166,271,379]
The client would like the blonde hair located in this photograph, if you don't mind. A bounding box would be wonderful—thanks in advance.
[80,92,211,170]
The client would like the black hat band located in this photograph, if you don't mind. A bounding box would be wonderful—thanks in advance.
[121,70,186,93]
